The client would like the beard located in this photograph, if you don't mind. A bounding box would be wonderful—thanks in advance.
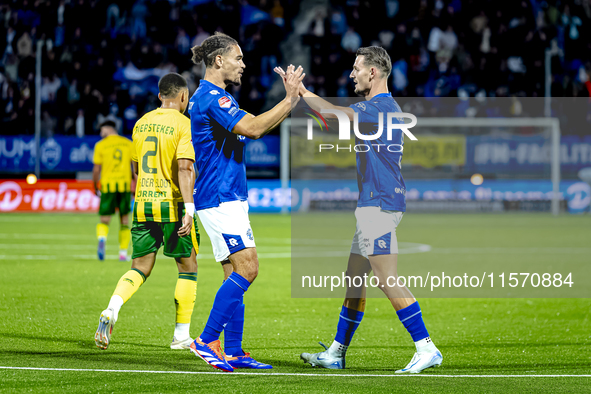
[354,85,370,97]
[225,75,242,87]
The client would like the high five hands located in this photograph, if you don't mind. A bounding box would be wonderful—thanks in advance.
[274,65,307,99]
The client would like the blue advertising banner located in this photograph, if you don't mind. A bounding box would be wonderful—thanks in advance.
[247,179,290,213]
[244,135,280,167]
[0,135,281,173]
[0,136,101,172]
[290,179,590,213]
[465,135,591,174]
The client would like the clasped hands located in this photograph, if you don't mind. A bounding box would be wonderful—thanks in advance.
[274,65,308,101]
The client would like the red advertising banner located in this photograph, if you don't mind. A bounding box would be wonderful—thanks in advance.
[0,180,100,212]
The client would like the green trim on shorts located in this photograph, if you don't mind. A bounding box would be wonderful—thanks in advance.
[99,191,131,216]
[131,219,194,259]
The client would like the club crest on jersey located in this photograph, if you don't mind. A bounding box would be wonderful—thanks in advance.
[210,90,220,95]
[218,96,232,109]
[355,102,366,111]
[246,229,253,241]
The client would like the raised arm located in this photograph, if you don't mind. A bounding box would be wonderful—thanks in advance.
[273,66,355,121]
[232,66,305,140]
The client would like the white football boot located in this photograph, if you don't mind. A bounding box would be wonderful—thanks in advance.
[170,337,194,350]
[95,308,116,350]
[395,349,442,373]
[300,342,345,369]
[119,250,130,262]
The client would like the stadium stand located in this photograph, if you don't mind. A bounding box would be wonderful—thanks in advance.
[0,0,589,138]
[0,0,296,137]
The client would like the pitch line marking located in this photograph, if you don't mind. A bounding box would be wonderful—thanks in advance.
[0,367,590,378]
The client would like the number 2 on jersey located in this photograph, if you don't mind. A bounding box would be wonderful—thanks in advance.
[142,136,158,174]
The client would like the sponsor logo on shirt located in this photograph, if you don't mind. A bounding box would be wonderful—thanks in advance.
[218,96,232,109]
[210,90,220,95]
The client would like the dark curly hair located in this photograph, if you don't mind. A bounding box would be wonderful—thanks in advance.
[158,72,187,99]
[191,32,238,67]
[98,120,117,130]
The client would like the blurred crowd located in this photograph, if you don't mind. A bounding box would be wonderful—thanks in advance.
[304,0,591,100]
[0,0,590,137]
[0,0,292,137]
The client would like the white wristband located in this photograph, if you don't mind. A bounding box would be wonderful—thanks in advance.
[184,203,195,217]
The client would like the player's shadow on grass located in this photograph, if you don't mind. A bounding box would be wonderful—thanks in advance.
[0,347,211,370]
[0,332,166,350]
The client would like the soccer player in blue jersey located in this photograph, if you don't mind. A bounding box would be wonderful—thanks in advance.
[187,32,304,372]
[275,46,443,373]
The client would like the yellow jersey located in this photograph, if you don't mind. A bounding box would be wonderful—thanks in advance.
[131,108,195,222]
[93,135,133,193]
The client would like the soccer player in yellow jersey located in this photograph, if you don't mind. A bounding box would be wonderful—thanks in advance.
[92,121,134,262]
[95,73,200,351]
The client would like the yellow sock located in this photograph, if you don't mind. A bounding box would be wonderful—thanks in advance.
[119,225,131,250]
[174,272,197,324]
[113,269,146,303]
[97,223,109,240]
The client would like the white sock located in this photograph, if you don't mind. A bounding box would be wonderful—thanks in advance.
[107,295,124,323]
[328,340,348,357]
[415,337,437,353]
[174,323,190,340]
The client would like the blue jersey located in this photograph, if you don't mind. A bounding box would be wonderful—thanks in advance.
[189,80,249,210]
[349,93,406,212]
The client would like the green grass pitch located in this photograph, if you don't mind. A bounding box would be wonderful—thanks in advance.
[0,212,590,393]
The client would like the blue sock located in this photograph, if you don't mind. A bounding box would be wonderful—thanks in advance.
[396,301,429,342]
[334,306,364,346]
[224,302,245,357]
[200,272,250,344]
